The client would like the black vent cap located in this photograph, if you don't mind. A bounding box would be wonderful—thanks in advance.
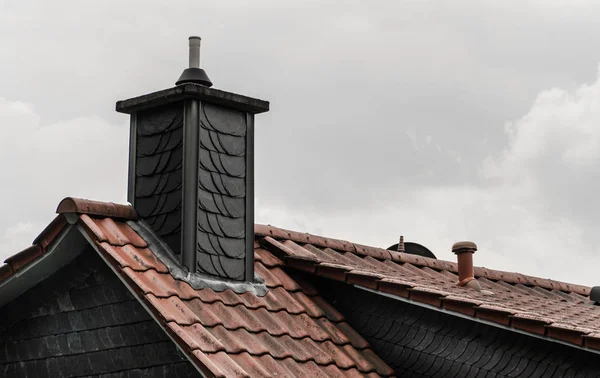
[176,68,212,87]
[591,286,600,305]
[387,242,436,259]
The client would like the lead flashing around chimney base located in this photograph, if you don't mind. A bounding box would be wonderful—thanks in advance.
[128,220,268,296]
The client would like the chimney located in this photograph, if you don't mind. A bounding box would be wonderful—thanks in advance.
[452,241,480,291]
[116,37,269,282]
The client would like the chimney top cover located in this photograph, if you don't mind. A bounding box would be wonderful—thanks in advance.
[452,241,477,254]
[176,36,212,87]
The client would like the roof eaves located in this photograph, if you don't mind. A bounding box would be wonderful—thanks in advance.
[358,284,600,356]
[0,214,69,287]
[0,223,87,308]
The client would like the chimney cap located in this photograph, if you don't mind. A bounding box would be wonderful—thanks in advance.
[452,241,477,254]
[176,35,212,87]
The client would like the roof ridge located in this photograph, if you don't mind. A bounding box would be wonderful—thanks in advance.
[255,224,591,296]
[56,197,137,220]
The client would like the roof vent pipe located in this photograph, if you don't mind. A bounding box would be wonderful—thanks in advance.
[452,241,481,292]
[189,36,201,69]
[176,36,213,87]
[397,236,405,253]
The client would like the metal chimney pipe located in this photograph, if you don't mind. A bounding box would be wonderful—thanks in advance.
[176,36,212,87]
[189,36,201,69]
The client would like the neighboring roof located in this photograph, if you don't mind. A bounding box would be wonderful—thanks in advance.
[0,198,393,378]
[255,225,600,352]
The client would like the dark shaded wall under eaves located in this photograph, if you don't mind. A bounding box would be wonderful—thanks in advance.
[313,277,600,378]
[0,250,199,378]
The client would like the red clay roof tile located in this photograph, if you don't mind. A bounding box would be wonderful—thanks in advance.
[254,263,303,292]
[5,245,43,272]
[335,322,370,350]
[315,262,352,282]
[90,217,147,247]
[408,286,449,307]
[254,247,283,267]
[285,255,318,273]
[310,295,345,322]
[78,213,108,241]
[509,313,551,335]
[32,215,68,248]
[441,295,482,316]
[145,294,202,325]
[122,267,182,297]
[167,322,225,353]
[378,277,413,298]
[346,270,385,290]
[582,333,600,350]
[192,350,249,378]
[96,242,168,273]
[545,324,590,345]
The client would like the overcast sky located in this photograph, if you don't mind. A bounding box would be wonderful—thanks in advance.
[2,0,600,286]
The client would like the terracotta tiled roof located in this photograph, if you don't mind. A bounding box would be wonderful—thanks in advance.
[0,199,394,377]
[4,198,600,376]
[255,224,600,352]
[84,216,393,377]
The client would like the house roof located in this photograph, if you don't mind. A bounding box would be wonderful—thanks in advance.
[255,225,600,352]
[3,198,600,377]
[0,198,393,378]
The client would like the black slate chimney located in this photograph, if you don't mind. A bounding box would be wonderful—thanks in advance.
[116,37,269,282]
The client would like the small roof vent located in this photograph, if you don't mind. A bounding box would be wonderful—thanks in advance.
[176,36,213,87]
[591,286,600,305]
[387,237,436,259]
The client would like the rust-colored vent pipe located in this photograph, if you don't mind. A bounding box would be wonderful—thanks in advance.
[452,241,481,291]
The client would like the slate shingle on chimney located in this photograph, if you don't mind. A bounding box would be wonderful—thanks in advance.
[116,37,269,282]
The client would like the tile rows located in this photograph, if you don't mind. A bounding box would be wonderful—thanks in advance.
[259,234,600,351]
[255,225,591,296]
